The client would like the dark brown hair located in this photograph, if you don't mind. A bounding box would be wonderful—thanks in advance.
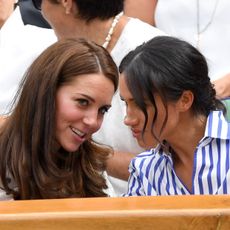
[0,38,118,199]
[46,0,124,21]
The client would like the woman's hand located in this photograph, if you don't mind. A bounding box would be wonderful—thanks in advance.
[213,73,230,99]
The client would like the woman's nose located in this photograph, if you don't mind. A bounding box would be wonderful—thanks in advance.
[123,112,138,127]
[83,111,100,130]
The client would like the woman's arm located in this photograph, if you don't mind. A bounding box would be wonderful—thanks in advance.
[124,0,158,26]
[212,73,230,99]
[106,151,136,181]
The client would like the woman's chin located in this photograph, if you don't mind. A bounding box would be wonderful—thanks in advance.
[137,138,159,150]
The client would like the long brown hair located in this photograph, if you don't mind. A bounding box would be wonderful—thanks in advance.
[0,38,118,199]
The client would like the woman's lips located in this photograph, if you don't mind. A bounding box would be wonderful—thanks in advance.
[131,128,142,138]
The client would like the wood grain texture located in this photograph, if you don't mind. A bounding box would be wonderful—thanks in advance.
[0,195,230,229]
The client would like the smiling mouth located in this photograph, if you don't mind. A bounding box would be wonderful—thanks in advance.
[71,127,86,138]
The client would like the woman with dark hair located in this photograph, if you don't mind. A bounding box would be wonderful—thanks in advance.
[0,38,118,200]
[119,36,230,196]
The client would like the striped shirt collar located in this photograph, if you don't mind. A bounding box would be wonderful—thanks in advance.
[204,110,230,139]
[153,110,230,154]
[126,110,230,196]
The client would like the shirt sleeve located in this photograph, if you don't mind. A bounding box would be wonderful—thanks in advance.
[124,158,147,196]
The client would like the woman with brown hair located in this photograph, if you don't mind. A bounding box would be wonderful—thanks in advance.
[0,38,118,200]
[29,0,165,196]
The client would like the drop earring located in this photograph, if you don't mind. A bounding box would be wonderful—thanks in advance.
[63,1,70,15]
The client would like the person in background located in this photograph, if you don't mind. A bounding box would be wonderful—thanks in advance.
[0,0,56,115]
[119,36,230,196]
[0,0,15,27]
[0,38,118,200]
[124,0,230,99]
[18,0,51,28]
[124,0,155,25]
[29,0,165,196]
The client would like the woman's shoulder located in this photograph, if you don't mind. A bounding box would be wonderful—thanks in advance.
[112,17,166,65]
[124,17,166,37]
[131,149,156,166]
[131,145,170,168]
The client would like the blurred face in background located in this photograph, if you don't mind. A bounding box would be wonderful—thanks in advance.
[0,0,16,28]
[41,0,75,39]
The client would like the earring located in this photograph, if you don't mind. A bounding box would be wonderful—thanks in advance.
[63,1,70,15]
[14,0,19,8]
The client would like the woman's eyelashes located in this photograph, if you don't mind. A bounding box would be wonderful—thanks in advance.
[120,97,127,106]
[76,98,89,107]
[75,98,111,115]
[99,105,111,115]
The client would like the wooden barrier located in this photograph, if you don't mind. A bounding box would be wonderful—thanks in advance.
[0,195,230,229]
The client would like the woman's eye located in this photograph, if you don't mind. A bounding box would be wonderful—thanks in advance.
[120,98,127,106]
[99,106,110,115]
[76,99,88,106]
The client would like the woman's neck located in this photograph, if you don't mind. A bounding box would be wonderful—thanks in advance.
[57,14,129,52]
[168,114,207,192]
[168,114,207,165]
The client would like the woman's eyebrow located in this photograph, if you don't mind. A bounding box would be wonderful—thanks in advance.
[75,93,95,102]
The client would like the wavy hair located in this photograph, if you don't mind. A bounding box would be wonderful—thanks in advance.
[0,38,118,199]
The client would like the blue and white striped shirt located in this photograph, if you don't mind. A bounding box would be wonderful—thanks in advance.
[125,111,230,196]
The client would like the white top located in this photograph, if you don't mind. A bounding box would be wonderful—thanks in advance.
[155,0,230,80]
[93,18,165,196]
[0,188,13,201]
[0,7,57,115]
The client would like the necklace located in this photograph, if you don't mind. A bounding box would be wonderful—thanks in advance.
[102,11,124,49]
[196,0,220,49]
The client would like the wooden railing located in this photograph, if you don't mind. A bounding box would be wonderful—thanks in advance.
[0,195,230,229]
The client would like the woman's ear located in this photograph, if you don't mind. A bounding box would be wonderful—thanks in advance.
[178,90,194,112]
[61,0,73,14]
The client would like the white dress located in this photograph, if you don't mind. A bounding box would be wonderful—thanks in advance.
[155,0,230,80]
[93,18,165,196]
[0,7,57,115]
